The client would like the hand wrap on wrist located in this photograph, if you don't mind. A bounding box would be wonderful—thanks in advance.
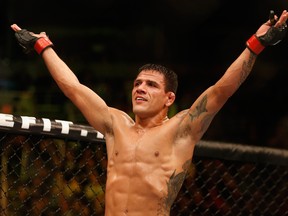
[246,24,287,55]
[246,35,265,55]
[34,37,53,55]
[15,29,53,55]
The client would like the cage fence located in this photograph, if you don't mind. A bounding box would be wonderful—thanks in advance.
[0,113,287,216]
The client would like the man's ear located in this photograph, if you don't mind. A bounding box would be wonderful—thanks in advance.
[165,92,176,107]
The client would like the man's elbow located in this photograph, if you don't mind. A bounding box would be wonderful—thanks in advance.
[212,85,234,105]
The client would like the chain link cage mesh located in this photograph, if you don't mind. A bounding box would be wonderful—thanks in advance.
[0,114,288,216]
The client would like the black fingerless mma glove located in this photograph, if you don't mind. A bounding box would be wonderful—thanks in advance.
[15,29,53,55]
[258,25,287,46]
[246,24,287,55]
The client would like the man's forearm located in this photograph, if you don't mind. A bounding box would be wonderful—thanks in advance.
[214,48,257,99]
[41,47,81,96]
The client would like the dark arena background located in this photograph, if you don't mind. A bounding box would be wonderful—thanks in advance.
[1,0,288,215]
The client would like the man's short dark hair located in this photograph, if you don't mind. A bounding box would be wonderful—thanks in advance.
[138,63,178,94]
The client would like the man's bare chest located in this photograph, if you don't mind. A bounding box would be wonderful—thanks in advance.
[111,128,173,164]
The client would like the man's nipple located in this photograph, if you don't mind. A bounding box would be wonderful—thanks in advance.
[154,151,159,157]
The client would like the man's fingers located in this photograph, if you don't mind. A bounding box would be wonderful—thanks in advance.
[11,24,22,32]
[274,10,288,28]
[269,10,276,25]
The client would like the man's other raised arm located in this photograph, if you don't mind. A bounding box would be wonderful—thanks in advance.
[181,10,288,142]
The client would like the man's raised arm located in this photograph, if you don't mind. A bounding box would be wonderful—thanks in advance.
[11,24,113,135]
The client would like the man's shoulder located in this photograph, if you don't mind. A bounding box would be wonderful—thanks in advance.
[109,107,134,124]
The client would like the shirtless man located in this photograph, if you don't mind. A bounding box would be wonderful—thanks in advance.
[11,10,288,216]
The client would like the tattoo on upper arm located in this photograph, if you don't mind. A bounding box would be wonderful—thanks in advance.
[189,95,208,121]
[187,94,215,136]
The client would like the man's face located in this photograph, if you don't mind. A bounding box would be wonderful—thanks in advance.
[132,70,171,118]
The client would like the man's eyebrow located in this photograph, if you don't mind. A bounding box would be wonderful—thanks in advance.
[147,80,159,85]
